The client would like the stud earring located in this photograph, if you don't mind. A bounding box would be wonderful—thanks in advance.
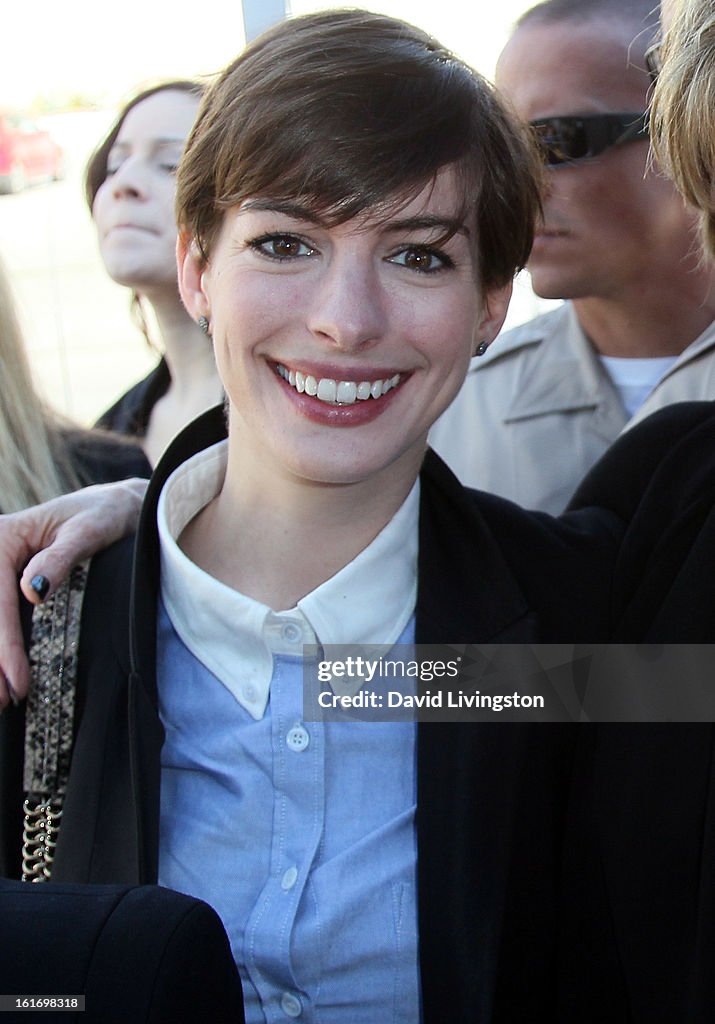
[475,341,489,357]
[197,315,210,335]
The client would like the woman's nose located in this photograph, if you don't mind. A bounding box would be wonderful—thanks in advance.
[306,256,387,351]
[109,157,149,200]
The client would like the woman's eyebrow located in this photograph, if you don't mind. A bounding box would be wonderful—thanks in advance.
[383,215,470,237]
[238,201,470,239]
[110,137,186,152]
[241,198,324,223]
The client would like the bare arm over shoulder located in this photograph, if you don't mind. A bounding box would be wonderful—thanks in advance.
[0,478,147,708]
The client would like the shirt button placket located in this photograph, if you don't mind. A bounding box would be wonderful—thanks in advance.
[262,663,322,1023]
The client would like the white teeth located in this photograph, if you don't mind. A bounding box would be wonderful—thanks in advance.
[336,380,357,404]
[276,364,401,405]
[317,378,337,402]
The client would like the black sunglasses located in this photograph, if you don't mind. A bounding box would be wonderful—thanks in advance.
[529,112,649,167]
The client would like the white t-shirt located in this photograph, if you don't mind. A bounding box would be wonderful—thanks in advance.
[600,355,678,418]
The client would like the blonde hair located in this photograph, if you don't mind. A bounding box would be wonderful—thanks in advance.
[0,259,80,511]
[650,0,715,256]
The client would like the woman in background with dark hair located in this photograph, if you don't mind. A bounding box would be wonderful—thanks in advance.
[85,81,222,464]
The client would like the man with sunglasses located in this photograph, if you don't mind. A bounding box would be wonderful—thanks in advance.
[430,0,715,515]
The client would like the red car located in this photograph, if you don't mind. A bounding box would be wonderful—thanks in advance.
[0,113,64,194]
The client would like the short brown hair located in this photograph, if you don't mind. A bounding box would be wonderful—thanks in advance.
[650,0,715,257]
[176,9,543,289]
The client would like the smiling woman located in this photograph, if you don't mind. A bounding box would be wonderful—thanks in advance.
[176,170,501,607]
[8,9,715,1022]
[0,8,646,1022]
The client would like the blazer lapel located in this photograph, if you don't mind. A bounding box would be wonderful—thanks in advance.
[414,451,564,1021]
[415,449,533,645]
[416,721,539,1022]
[127,405,230,882]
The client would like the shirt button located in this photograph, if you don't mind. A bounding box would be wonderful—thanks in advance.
[282,623,302,643]
[281,865,298,891]
[281,992,302,1018]
[243,684,257,703]
[286,724,310,752]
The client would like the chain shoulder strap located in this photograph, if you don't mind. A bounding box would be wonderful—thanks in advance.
[22,562,89,882]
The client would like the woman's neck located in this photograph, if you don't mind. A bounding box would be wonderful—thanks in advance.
[179,437,422,611]
[140,290,223,466]
[146,290,216,385]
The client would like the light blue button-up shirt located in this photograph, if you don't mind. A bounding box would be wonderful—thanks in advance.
[156,441,421,1023]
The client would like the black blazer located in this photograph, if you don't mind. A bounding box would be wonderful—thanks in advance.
[555,400,715,1022]
[62,427,152,484]
[0,877,243,1023]
[94,358,171,440]
[0,406,627,1022]
[5,402,714,1022]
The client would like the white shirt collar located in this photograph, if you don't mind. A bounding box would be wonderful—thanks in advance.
[157,440,419,719]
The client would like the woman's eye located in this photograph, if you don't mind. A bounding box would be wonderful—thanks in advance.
[251,235,315,260]
[388,247,453,274]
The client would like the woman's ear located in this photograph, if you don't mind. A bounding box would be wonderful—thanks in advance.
[476,281,513,347]
[176,233,210,322]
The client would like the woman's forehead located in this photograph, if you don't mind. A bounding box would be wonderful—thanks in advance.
[234,166,472,230]
[118,90,200,143]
